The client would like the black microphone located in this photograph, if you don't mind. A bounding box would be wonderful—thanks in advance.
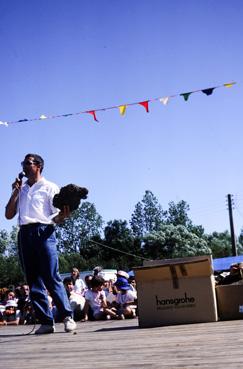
[18,171,26,180]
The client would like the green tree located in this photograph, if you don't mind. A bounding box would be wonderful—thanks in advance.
[142,191,165,233]
[237,229,243,254]
[0,255,24,288]
[205,231,233,258]
[143,224,211,259]
[165,200,205,237]
[0,230,9,255]
[56,202,103,254]
[188,224,205,238]
[130,202,144,238]
[103,219,140,270]
[166,200,192,227]
[130,190,165,238]
[5,226,19,256]
[58,253,89,273]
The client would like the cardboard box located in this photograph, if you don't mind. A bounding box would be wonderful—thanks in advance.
[216,283,243,320]
[134,255,218,328]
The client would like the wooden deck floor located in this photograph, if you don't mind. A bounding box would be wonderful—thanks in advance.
[1,318,243,369]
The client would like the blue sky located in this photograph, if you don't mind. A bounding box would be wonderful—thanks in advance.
[1,0,243,235]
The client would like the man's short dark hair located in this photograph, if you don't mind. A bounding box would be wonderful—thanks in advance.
[25,153,44,173]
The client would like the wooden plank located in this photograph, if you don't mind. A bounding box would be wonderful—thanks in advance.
[1,319,243,368]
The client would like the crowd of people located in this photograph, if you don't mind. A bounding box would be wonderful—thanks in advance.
[0,267,137,327]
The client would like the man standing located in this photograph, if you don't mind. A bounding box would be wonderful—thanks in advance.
[5,153,76,334]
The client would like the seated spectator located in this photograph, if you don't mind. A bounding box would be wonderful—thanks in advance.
[117,270,129,280]
[71,267,86,295]
[113,277,137,319]
[21,300,36,325]
[17,284,30,310]
[0,288,8,314]
[128,276,137,300]
[103,279,112,296]
[93,266,103,276]
[106,282,118,307]
[0,300,20,326]
[63,277,85,321]
[47,290,53,310]
[83,275,118,321]
[217,263,243,285]
[6,290,18,303]
[84,274,93,291]
[14,285,23,301]
[0,288,7,318]
[17,284,35,324]
[1,288,16,306]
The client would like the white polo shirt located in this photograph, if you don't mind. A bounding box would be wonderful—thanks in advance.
[18,177,60,225]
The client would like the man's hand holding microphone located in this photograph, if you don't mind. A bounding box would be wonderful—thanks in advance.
[12,171,25,193]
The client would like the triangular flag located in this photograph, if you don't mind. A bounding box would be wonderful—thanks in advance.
[87,110,98,122]
[119,105,127,116]
[202,88,215,96]
[139,101,149,112]
[39,114,47,120]
[159,96,169,105]
[180,92,192,101]
[224,82,235,88]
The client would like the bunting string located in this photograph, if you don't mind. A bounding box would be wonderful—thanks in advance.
[0,82,236,127]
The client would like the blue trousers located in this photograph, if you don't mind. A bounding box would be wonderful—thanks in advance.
[18,223,72,325]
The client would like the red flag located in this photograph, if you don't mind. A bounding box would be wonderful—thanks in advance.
[87,110,98,122]
[139,101,149,113]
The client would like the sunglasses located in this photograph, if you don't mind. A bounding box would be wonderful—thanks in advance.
[21,160,38,166]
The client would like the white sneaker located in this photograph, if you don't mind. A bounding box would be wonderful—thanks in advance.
[35,324,55,335]
[64,316,77,332]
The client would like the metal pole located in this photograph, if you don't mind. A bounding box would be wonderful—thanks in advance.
[227,194,237,256]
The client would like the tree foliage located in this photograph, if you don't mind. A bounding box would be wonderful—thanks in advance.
[143,224,211,259]
[0,255,24,288]
[130,202,144,238]
[205,231,232,258]
[0,230,9,255]
[6,226,19,256]
[237,228,243,255]
[103,219,141,270]
[166,200,192,227]
[56,201,103,254]
[130,190,165,238]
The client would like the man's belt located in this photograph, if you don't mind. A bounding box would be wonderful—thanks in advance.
[20,223,53,228]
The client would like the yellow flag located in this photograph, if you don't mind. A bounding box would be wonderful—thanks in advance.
[224,82,236,88]
[119,105,127,116]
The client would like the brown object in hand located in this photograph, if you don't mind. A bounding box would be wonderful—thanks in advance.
[53,184,88,212]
